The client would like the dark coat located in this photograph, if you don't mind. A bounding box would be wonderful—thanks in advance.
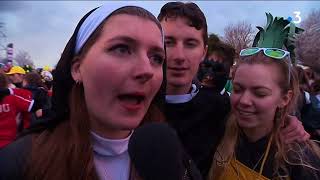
[0,135,32,180]
[0,133,203,180]
[165,86,231,178]
[236,133,320,180]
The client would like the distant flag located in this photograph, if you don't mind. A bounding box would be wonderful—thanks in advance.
[6,43,13,65]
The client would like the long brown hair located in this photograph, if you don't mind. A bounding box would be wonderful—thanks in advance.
[0,73,9,89]
[26,6,165,180]
[23,72,47,90]
[210,52,320,179]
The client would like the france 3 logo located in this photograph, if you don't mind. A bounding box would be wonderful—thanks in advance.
[287,11,301,24]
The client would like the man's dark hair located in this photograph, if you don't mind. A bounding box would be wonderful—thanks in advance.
[206,34,235,70]
[207,41,235,69]
[24,72,46,89]
[158,2,208,45]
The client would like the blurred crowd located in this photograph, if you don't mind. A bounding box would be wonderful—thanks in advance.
[0,65,53,147]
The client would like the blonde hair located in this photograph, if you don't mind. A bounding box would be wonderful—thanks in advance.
[209,52,320,180]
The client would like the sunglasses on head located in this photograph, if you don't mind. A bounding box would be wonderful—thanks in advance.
[240,47,290,60]
[239,47,292,85]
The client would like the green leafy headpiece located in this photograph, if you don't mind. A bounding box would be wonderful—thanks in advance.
[252,13,304,64]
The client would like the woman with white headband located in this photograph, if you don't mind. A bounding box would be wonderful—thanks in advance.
[0,3,179,180]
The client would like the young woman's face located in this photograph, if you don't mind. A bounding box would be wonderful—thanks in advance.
[231,64,290,131]
[73,14,164,138]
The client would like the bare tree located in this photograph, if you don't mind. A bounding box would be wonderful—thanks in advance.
[295,9,320,74]
[0,22,6,62]
[0,22,6,50]
[301,9,320,30]
[223,21,254,59]
[14,50,35,67]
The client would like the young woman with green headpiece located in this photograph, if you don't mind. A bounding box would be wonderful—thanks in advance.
[209,13,320,180]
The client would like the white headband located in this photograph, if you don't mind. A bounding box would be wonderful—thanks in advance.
[75,2,164,54]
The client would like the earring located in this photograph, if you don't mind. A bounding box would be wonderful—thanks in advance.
[75,79,82,85]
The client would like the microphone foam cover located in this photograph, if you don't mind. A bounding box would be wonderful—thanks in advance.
[128,122,185,180]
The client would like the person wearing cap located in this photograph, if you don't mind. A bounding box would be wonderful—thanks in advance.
[0,3,201,180]
[0,73,36,149]
[6,66,26,88]
[5,66,34,134]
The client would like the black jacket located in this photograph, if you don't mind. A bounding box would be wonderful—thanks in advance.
[165,86,231,178]
[0,135,32,180]
[236,133,320,179]
[23,86,52,126]
[0,132,203,180]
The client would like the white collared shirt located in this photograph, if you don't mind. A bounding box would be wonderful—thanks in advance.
[165,84,199,104]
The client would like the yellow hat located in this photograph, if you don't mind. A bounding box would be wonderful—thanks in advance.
[6,66,26,75]
[43,65,52,72]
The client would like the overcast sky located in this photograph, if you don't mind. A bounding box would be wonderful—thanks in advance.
[0,1,319,68]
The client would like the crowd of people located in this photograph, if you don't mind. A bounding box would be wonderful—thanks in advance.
[0,65,53,148]
[0,1,319,180]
